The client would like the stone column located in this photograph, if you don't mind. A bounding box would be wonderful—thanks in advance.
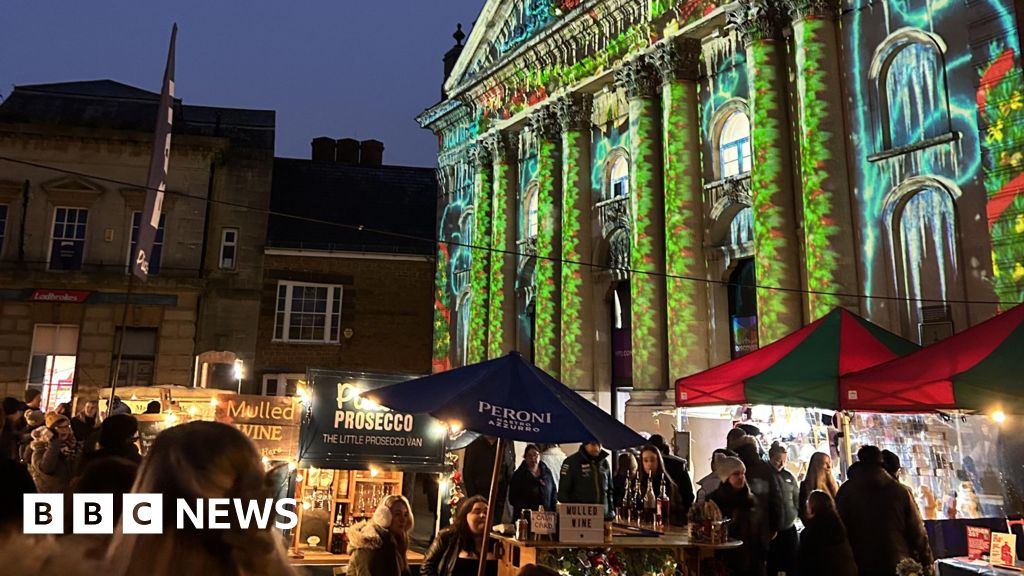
[530,107,562,377]
[554,93,596,392]
[467,143,492,365]
[730,0,804,344]
[790,0,859,320]
[653,38,711,381]
[615,56,670,412]
[484,131,519,359]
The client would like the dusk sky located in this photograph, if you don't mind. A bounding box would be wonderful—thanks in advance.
[1,1,483,167]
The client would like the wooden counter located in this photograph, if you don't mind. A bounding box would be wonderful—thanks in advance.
[492,527,741,576]
[288,550,425,567]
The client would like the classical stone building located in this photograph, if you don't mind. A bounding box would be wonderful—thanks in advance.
[419,0,1024,429]
[0,80,273,404]
[254,138,436,394]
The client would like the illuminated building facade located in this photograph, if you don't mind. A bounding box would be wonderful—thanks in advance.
[418,0,1024,427]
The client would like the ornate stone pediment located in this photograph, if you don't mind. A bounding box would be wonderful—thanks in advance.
[41,176,105,206]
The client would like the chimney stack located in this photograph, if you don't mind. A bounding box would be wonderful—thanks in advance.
[359,140,384,166]
[311,137,336,162]
[336,138,360,164]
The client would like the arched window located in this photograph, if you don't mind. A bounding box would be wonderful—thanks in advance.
[523,184,539,239]
[873,30,951,150]
[610,155,629,198]
[719,112,751,178]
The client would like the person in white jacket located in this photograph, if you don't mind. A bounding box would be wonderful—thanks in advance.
[695,448,735,505]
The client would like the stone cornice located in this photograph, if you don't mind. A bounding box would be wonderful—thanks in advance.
[652,37,703,83]
[789,0,841,21]
[727,0,790,45]
[554,93,593,133]
[614,56,660,99]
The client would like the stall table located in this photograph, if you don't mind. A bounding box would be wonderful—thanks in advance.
[289,550,425,575]
[493,527,741,576]
[937,558,1024,575]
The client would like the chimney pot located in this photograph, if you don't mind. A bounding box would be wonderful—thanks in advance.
[359,139,384,166]
[311,137,336,162]
[336,138,360,164]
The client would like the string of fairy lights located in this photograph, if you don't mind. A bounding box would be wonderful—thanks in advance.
[0,153,1008,307]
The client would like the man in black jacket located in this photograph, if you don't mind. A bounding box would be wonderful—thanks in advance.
[649,434,696,517]
[734,435,784,575]
[462,435,516,521]
[837,445,934,576]
[558,442,615,519]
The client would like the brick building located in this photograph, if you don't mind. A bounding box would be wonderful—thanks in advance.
[0,80,274,405]
[255,138,436,394]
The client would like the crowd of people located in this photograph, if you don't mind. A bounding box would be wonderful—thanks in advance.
[0,389,935,576]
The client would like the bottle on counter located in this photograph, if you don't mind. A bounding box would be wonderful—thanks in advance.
[657,472,670,528]
[516,510,531,541]
[643,477,657,527]
[618,474,633,524]
[330,524,346,554]
[631,471,644,526]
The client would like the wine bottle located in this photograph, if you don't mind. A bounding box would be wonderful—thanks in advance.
[643,477,657,526]
[657,472,670,528]
[631,472,644,525]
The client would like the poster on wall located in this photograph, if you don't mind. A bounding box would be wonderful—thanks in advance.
[215,395,300,461]
[299,369,446,471]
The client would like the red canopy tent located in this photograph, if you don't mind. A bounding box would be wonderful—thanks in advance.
[675,308,919,409]
[841,302,1024,412]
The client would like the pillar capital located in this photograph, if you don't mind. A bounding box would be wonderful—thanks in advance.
[529,105,561,141]
[554,92,593,133]
[614,56,660,99]
[468,141,492,167]
[727,0,790,44]
[788,0,841,21]
[652,38,703,83]
[482,130,518,163]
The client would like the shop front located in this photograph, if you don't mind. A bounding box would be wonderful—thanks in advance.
[290,368,447,572]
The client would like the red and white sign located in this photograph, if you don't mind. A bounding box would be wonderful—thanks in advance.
[967,526,992,560]
[29,290,90,303]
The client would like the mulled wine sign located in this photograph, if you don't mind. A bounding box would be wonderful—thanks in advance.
[967,526,992,561]
[558,503,603,543]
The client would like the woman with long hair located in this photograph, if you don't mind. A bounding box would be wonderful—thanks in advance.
[104,421,296,576]
[636,444,686,526]
[798,490,857,576]
[422,495,496,576]
[348,494,415,576]
[799,452,839,522]
[508,444,557,521]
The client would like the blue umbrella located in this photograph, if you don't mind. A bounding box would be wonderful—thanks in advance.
[362,351,645,449]
[363,351,645,576]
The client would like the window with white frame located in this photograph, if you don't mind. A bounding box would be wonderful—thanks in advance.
[610,156,629,198]
[49,207,88,270]
[28,324,79,411]
[719,112,752,178]
[0,204,7,254]
[274,282,343,343]
[220,228,238,270]
[129,212,165,274]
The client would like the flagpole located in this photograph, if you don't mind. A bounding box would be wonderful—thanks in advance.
[478,437,505,576]
[108,272,134,415]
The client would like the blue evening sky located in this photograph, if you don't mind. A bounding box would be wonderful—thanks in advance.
[1,1,483,167]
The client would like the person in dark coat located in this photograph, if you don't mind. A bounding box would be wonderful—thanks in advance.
[836,445,934,576]
[558,442,615,519]
[0,403,36,535]
[463,435,515,520]
[767,442,800,576]
[508,444,557,520]
[421,495,497,576]
[799,490,858,576]
[637,444,688,526]
[29,412,80,493]
[734,436,783,540]
[70,400,100,444]
[78,414,141,471]
[0,397,27,461]
[648,434,696,518]
[613,451,637,508]
[710,456,767,576]
[347,494,414,576]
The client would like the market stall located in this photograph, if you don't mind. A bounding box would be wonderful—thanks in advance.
[290,368,447,571]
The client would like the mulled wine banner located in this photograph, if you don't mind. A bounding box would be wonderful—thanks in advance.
[215,395,300,462]
[299,369,446,471]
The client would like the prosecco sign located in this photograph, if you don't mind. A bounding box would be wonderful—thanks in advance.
[300,369,445,470]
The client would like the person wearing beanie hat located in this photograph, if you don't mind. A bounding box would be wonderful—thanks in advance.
[79,414,142,471]
[347,494,415,576]
[29,411,79,493]
[710,452,769,576]
[696,448,736,506]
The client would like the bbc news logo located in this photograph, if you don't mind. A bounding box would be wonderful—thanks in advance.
[24,495,298,534]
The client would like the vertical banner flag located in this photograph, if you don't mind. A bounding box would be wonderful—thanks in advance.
[133,23,177,280]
